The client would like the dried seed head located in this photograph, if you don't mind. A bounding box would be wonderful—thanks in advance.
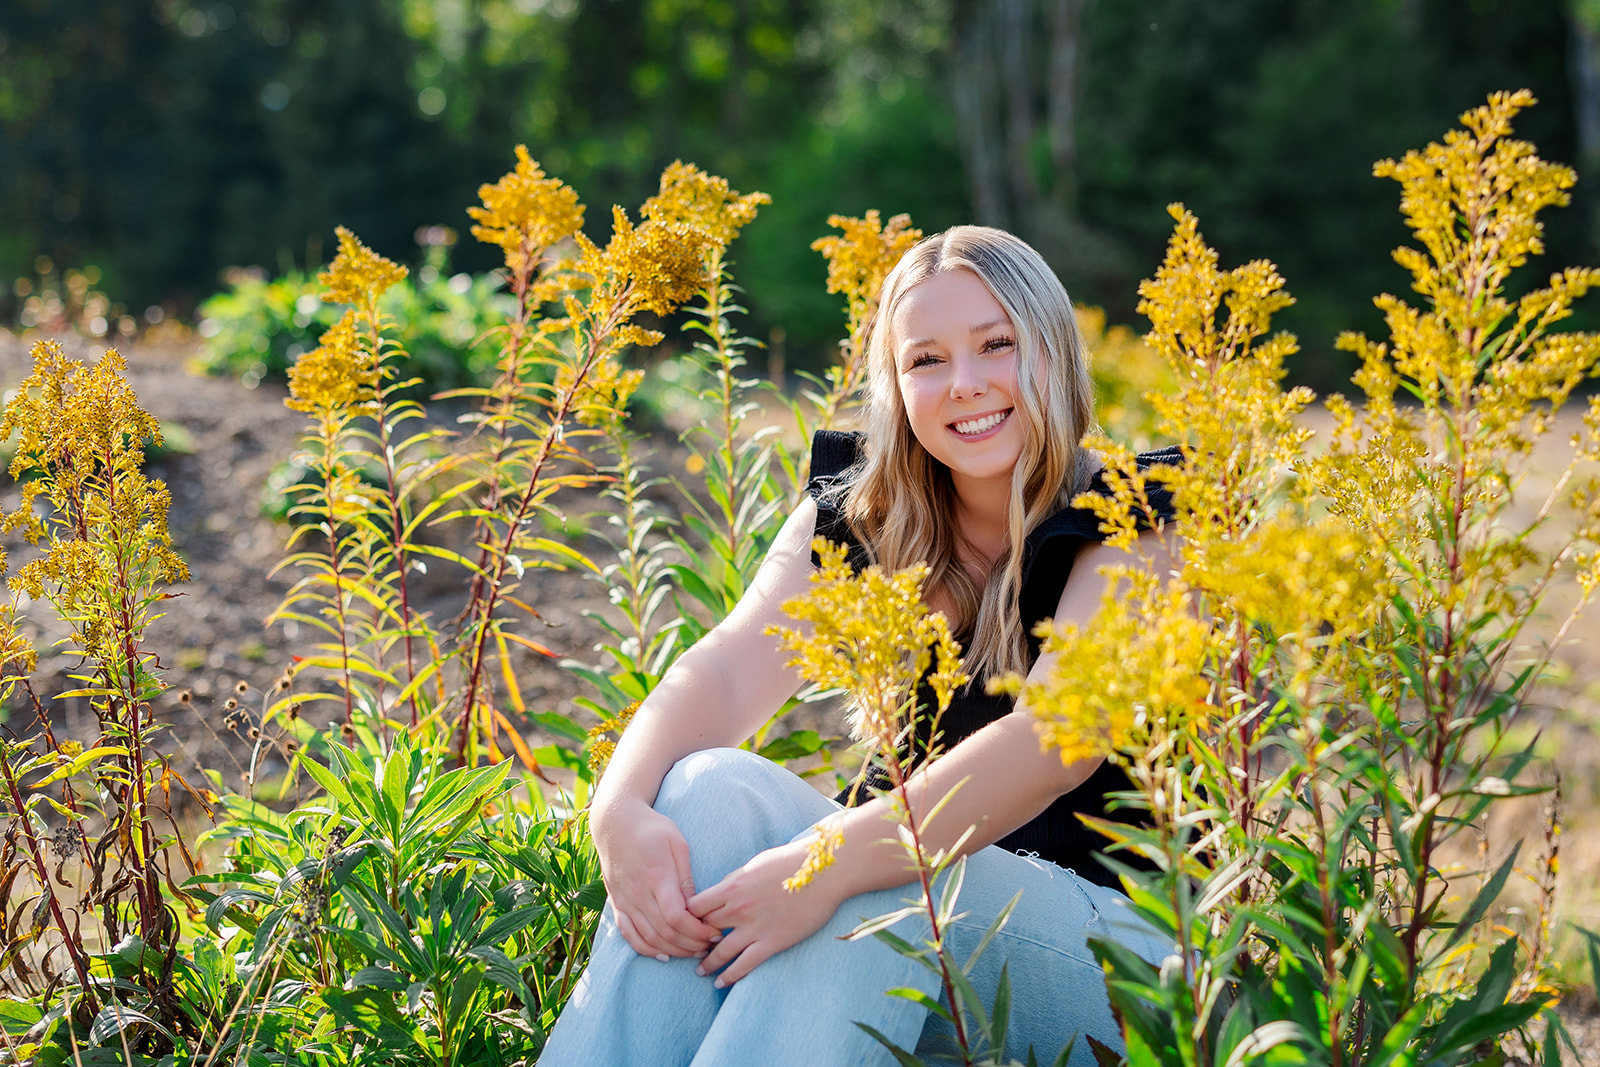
[287,702,302,721]
[340,722,355,739]
[235,681,249,694]
[223,698,238,711]
[275,676,292,692]
[284,740,299,753]
[177,689,192,704]
[248,727,261,739]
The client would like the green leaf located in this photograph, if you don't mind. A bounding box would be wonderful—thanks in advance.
[30,746,124,787]
[667,563,722,614]
[575,878,608,911]
[1429,999,1549,1058]
[1575,925,1600,996]
[298,752,357,811]
[0,998,42,1035]
[88,1004,175,1047]
[755,729,828,762]
[853,1022,927,1067]
[321,988,418,1046]
[380,740,412,842]
[349,965,407,990]
[846,905,923,941]
[204,886,272,931]
[530,711,589,744]
[469,944,532,1000]
[1219,1021,1306,1067]
[479,904,543,947]
[883,985,950,1023]
[989,963,1011,1064]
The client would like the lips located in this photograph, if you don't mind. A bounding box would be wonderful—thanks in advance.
[951,409,1011,436]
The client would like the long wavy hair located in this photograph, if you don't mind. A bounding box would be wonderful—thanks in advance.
[841,225,1098,682]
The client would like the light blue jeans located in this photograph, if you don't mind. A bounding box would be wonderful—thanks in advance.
[539,748,1168,1066]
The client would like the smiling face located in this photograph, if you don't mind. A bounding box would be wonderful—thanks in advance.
[892,267,1025,501]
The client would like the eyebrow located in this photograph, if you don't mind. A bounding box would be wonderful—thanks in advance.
[901,319,1014,349]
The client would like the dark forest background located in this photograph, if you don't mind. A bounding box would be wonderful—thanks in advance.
[4,0,1599,388]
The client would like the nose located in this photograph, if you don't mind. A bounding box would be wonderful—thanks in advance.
[949,352,987,401]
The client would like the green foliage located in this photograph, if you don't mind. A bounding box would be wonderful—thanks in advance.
[155,727,602,1064]
[196,245,514,393]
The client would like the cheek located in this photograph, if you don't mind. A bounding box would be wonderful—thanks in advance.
[897,380,938,430]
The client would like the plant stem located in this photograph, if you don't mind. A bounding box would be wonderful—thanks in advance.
[364,303,424,726]
[316,415,359,731]
[455,332,604,762]
[0,742,96,1001]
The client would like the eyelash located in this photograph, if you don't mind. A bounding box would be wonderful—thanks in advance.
[905,337,1015,370]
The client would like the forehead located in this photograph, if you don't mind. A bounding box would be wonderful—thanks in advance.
[892,269,1010,346]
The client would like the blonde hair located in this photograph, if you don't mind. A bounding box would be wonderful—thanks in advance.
[842,225,1098,682]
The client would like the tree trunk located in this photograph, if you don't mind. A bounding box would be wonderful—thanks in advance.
[1000,0,1040,219]
[1567,3,1600,251]
[949,0,1128,294]
[1046,0,1086,215]
[952,2,1010,229]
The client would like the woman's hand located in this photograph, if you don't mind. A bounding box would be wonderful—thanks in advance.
[686,838,847,987]
[593,796,723,960]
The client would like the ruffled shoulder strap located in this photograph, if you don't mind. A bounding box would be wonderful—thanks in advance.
[803,429,871,570]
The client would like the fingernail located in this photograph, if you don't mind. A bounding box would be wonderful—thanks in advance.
[695,965,706,977]
[713,977,727,989]
[695,951,709,959]
[708,933,723,943]
[655,953,670,963]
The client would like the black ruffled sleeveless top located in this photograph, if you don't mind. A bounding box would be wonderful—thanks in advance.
[804,429,1181,889]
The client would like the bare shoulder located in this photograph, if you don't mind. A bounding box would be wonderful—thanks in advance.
[765,495,820,565]
[1054,527,1180,628]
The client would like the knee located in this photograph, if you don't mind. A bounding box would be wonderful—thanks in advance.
[653,747,773,820]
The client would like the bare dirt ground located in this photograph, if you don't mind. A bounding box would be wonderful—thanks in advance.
[3,330,1600,1055]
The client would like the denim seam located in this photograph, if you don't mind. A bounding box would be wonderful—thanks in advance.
[946,917,1101,970]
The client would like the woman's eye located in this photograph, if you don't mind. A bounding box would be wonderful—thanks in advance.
[908,352,940,369]
[983,337,1016,353]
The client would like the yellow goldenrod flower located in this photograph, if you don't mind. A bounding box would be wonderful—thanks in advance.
[319,226,408,307]
[768,539,968,750]
[784,819,845,893]
[587,700,640,776]
[286,312,379,415]
[996,572,1211,767]
[811,210,921,338]
[469,144,586,275]
[1,342,160,496]
[567,207,715,345]
[0,612,37,679]
[0,342,188,660]
[641,161,770,250]
[557,357,645,429]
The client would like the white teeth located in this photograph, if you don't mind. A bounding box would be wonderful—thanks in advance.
[953,411,1008,435]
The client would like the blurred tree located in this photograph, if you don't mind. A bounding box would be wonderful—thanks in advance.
[0,0,1585,390]
[947,0,1123,299]
[1069,0,1577,387]
[1568,0,1600,249]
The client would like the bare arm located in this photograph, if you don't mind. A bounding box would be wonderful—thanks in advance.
[591,496,821,812]
[688,530,1177,984]
[587,497,823,958]
[823,534,1173,895]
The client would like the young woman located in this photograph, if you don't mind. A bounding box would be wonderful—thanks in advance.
[539,226,1178,1066]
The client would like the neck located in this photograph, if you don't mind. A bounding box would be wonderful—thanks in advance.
[950,471,1013,565]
